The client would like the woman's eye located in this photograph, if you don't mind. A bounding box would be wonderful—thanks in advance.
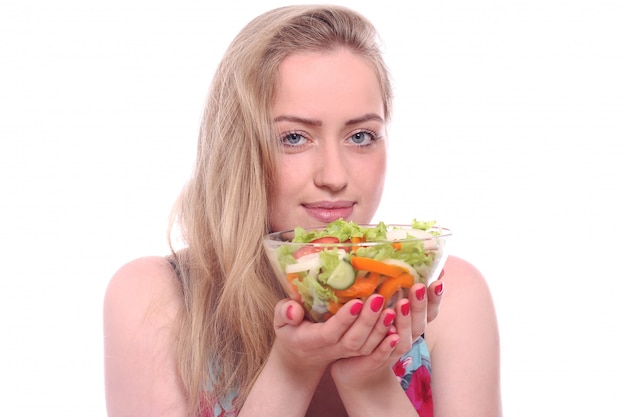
[281,132,307,147]
[348,131,376,146]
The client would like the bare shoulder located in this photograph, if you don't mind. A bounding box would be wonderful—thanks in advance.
[104,256,184,332]
[103,256,187,416]
[427,255,498,346]
[440,255,492,299]
[104,256,182,311]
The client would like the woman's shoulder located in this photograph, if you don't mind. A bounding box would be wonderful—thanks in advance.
[110,255,178,280]
[443,253,482,275]
[103,256,188,414]
[426,254,499,347]
[105,256,182,306]
[103,256,184,336]
[440,255,492,296]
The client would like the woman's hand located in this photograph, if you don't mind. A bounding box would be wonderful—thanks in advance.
[272,275,445,370]
[329,279,444,390]
[426,274,445,326]
[272,293,392,371]
[324,281,443,417]
[242,291,414,416]
[242,296,383,416]
[253,280,444,417]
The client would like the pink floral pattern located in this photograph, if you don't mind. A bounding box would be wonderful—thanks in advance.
[393,336,434,417]
[200,393,238,417]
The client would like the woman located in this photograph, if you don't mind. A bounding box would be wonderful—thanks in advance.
[104,5,501,417]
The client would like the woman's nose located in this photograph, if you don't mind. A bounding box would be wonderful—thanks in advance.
[313,141,349,192]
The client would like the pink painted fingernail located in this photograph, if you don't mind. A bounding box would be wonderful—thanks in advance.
[383,312,395,326]
[435,282,444,296]
[350,301,364,316]
[401,301,410,316]
[416,286,426,301]
[370,295,384,313]
[286,305,294,320]
[390,338,399,348]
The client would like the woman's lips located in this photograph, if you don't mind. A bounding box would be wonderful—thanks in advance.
[302,201,355,223]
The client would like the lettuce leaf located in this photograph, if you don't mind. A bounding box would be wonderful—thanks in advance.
[292,219,370,242]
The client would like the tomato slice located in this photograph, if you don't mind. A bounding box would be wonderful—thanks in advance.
[293,236,340,259]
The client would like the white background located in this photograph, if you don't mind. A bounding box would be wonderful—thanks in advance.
[1,0,624,416]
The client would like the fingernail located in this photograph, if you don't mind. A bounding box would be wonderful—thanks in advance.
[370,295,384,313]
[416,286,426,301]
[390,338,399,348]
[286,305,294,320]
[435,282,444,296]
[401,301,410,316]
[350,301,364,316]
[383,312,395,326]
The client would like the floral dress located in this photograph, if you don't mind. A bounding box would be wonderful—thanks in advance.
[393,335,434,417]
[202,336,433,417]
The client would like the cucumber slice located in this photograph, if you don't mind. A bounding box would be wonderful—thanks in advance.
[326,259,356,290]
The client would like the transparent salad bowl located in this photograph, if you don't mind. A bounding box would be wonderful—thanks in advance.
[263,221,452,322]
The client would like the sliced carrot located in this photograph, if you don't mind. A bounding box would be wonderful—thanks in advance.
[284,273,302,301]
[377,272,414,304]
[289,288,302,303]
[286,272,301,283]
[334,271,380,300]
[350,256,405,278]
[327,299,344,315]
[351,236,365,252]
[391,242,402,250]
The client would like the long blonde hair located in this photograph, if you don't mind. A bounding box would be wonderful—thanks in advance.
[168,5,393,415]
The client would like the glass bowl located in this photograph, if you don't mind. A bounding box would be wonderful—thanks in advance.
[263,221,451,322]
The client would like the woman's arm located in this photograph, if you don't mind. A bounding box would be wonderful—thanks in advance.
[426,256,502,417]
[103,257,188,417]
[239,294,403,416]
[237,337,327,417]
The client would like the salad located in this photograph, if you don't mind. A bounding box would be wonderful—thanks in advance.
[265,219,449,322]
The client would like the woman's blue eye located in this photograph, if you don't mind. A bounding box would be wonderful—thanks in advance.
[349,131,375,145]
[282,133,305,146]
[352,132,367,144]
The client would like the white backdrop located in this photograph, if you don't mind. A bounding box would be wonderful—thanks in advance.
[1,0,625,416]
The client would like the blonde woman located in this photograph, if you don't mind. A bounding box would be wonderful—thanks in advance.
[103,5,501,417]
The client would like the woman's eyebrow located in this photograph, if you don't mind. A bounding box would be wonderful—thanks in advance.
[345,113,384,126]
[273,113,383,126]
[273,115,322,126]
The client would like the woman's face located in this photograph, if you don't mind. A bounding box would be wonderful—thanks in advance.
[269,49,387,232]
